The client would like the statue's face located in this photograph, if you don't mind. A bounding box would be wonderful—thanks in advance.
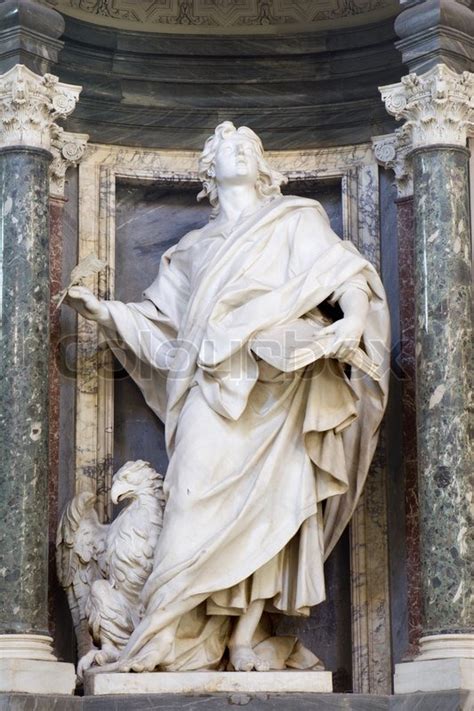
[213,134,259,188]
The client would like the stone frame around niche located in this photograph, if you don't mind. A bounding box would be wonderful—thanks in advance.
[73,142,391,695]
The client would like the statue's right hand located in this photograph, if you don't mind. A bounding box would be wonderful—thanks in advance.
[65,285,111,325]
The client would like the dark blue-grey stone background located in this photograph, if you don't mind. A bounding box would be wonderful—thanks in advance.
[112,180,351,691]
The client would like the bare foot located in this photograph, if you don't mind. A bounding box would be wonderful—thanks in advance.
[77,646,121,679]
[229,645,270,672]
[94,645,120,667]
[77,649,98,680]
[115,650,164,673]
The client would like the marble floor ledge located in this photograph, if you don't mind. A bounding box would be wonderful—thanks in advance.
[1,691,473,711]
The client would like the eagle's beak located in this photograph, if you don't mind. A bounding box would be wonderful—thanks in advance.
[111,481,133,505]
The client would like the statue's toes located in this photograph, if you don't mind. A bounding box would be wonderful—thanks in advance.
[77,649,98,679]
[241,658,254,672]
[232,649,262,672]
[130,652,161,673]
[95,651,109,666]
[254,657,270,672]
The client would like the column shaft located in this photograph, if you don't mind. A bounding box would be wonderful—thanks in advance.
[0,146,52,635]
[412,145,472,636]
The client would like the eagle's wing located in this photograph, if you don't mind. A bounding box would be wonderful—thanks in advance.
[56,492,108,658]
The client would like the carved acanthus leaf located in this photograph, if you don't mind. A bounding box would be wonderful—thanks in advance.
[372,130,413,198]
[50,128,89,197]
[0,65,82,151]
[379,64,474,148]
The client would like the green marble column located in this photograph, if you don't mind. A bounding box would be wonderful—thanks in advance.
[0,146,52,635]
[380,65,473,683]
[0,66,80,693]
[412,145,472,638]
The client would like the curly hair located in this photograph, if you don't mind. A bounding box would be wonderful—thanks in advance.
[197,121,287,216]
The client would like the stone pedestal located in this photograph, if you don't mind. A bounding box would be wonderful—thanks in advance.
[0,64,81,694]
[380,62,473,695]
[0,658,76,696]
[85,670,333,696]
[395,658,474,694]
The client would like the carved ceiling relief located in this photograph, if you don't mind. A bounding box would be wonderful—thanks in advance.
[40,0,397,31]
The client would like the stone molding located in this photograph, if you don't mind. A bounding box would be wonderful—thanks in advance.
[0,64,81,151]
[0,634,55,662]
[418,634,474,661]
[50,128,89,197]
[394,0,474,74]
[372,130,413,197]
[379,64,474,148]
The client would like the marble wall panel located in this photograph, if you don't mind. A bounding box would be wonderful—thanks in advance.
[113,183,211,475]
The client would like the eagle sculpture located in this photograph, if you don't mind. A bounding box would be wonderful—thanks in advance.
[56,460,166,678]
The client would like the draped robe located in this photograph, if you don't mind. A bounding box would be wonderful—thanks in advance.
[101,195,390,670]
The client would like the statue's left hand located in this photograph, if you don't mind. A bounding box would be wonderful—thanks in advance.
[318,315,365,363]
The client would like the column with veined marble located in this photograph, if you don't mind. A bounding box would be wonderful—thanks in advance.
[380,63,473,694]
[0,64,81,695]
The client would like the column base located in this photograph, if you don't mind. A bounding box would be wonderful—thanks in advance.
[0,658,76,695]
[418,634,474,660]
[0,634,76,694]
[0,634,56,661]
[394,658,474,694]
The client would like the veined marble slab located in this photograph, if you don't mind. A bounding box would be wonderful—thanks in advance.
[85,670,333,696]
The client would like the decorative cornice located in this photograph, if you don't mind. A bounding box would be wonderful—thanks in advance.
[372,129,413,197]
[0,64,82,151]
[49,128,89,197]
[379,64,474,148]
[38,0,397,34]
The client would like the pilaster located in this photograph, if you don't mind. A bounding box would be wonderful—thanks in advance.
[372,131,422,659]
[47,127,88,646]
[380,62,473,693]
[0,63,81,694]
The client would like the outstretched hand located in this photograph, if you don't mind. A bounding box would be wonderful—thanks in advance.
[318,315,365,363]
[65,285,111,326]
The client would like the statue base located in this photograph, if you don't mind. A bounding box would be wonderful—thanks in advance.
[84,669,333,695]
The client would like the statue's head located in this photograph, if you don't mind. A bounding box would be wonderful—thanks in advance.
[197,121,287,215]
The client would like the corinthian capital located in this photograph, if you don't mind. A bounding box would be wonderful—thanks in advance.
[50,128,89,198]
[372,130,413,198]
[0,64,82,151]
[379,64,474,148]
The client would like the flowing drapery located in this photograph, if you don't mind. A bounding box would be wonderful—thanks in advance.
[100,196,390,669]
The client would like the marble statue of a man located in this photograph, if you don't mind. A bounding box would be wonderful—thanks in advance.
[66,121,389,674]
